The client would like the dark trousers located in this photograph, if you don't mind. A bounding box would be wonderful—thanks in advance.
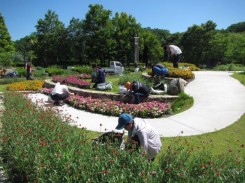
[133,93,148,104]
[26,71,32,80]
[51,93,69,102]
[172,54,182,68]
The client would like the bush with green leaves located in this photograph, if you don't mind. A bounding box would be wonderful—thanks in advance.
[0,77,26,85]
[213,64,245,71]
[72,65,93,74]
[118,72,153,87]
[45,66,65,76]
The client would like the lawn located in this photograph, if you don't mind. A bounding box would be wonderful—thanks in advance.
[0,84,7,92]
[163,71,245,156]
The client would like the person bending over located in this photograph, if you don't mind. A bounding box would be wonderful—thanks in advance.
[152,64,168,77]
[125,81,149,104]
[164,44,182,68]
[51,80,74,106]
[115,113,162,161]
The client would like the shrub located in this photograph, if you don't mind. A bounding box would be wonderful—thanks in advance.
[0,77,26,85]
[72,65,93,74]
[213,64,245,71]
[118,72,153,87]
[46,66,65,76]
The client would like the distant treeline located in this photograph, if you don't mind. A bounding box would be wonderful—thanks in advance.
[0,5,245,68]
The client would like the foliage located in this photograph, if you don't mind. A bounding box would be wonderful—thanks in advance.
[112,12,142,65]
[213,64,245,71]
[0,52,15,67]
[226,22,245,33]
[0,13,15,53]
[35,10,68,67]
[140,29,163,66]
[83,4,115,66]
[15,67,26,77]
[1,92,161,182]
[0,77,26,85]
[171,92,194,113]
[40,89,172,118]
[45,66,65,76]
[168,68,195,80]
[1,92,244,182]
[118,72,153,87]
[159,137,244,182]
[181,20,217,67]
[6,80,44,91]
[232,71,245,85]
[52,75,91,89]
[72,65,93,74]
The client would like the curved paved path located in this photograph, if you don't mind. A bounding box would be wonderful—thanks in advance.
[28,71,245,137]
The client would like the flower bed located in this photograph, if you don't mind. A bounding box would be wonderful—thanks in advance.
[2,92,244,182]
[41,88,172,118]
[52,75,91,89]
[6,80,45,91]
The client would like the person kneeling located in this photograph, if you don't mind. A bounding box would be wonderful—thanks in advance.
[50,80,74,106]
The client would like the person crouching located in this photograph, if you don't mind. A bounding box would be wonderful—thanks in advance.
[51,80,74,106]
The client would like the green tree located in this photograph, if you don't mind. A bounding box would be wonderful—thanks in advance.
[0,13,15,67]
[144,27,171,45]
[112,12,141,66]
[224,32,245,65]
[208,32,228,66]
[66,18,87,65]
[82,4,115,66]
[226,22,245,33]
[181,20,217,67]
[14,34,37,64]
[35,10,66,67]
[140,29,163,66]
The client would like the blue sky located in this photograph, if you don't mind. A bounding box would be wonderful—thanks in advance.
[0,0,244,41]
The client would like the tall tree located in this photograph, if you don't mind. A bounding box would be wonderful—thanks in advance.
[144,28,171,45]
[181,20,216,67]
[0,13,15,53]
[67,18,86,65]
[226,22,245,33]
[224,32,245,65]
[82,4,115,66]
[0,13,15,66]
[14,34,37,64]
[140,29,163,66]
[35,10,66,66]
[112,12,141,66]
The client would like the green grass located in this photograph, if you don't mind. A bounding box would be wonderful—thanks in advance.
[163,72,245,156]
[87,72,245,157]
[232,71,245,85]
[0,85,7,92]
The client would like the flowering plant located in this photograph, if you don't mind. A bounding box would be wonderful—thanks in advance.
[52,75,91,88]
[41,88,171,118]
[6,80,45,91]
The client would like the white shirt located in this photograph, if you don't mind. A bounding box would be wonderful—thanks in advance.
[51,82,69,95]
[169,45,182,55]
[128,118,162,160]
